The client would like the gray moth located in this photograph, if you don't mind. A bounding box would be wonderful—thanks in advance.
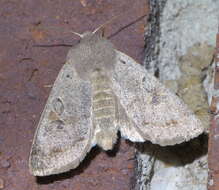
[29,30,204,176]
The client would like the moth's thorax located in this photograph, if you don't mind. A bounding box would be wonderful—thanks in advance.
[91,70,118,151]
[67,32,116,81]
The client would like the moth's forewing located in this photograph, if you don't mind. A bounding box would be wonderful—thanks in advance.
[113,51,204,146]
[29,62,94,176]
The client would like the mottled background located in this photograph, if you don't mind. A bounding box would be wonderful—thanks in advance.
[0,0,148,189]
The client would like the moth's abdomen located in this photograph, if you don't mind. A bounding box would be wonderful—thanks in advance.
[91,70,117,151]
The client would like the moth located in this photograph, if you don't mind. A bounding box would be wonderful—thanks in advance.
[29,27,204,176]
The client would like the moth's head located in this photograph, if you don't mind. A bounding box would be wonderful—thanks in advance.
[70,27,109,46]
[72,31,102,42]
[67,29,116,81]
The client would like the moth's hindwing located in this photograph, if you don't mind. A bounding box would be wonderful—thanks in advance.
[113,51,204,146]
[29,62,93,176]
[116,100,145,143]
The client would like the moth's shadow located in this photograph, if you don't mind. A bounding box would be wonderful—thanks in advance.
[105,132,122,157]
[36,134,207,184]
[36,134,122,184]
[135,133,208,167]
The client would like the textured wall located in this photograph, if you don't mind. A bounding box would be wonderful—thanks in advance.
[135,0,218,189]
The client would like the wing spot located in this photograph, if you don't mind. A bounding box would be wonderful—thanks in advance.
[166,120,178,126]
[66,74,71,78]
[48,111,59,121]
[119,59,126,64]
[50,146,63,154]
[151,95,160,105]
[52,98,64,115]
[50,120,65,130]
[142,121,150,125]
[31,144,41,156]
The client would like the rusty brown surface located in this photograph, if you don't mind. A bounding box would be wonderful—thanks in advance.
[208,33,219,190]
[0,0,148,190]
[210,34,219,113]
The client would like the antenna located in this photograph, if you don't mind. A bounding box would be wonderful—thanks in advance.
[70,31,84,38]
[92,15,119,36]
[92,11,147,39]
